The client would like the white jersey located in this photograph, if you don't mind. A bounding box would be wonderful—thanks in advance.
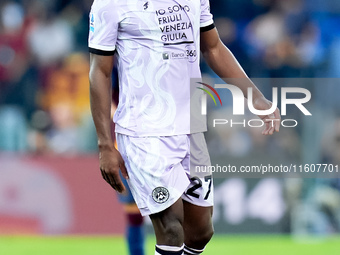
[89,0,215,136]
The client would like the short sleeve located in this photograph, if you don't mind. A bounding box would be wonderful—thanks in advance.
[200,0,215,32]
[88,0,119,56]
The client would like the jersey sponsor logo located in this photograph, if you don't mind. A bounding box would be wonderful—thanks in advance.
[152,187,169,204]
[171,51,186,59]
[162,52,170,60]
[185,45,197,63]
[155,4,193,45]
[161,31,189,43]
[143,1,149,10]
[162,51,187,60]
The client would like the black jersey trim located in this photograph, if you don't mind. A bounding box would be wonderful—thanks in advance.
[163,41,194,46]
[200,23,215,33]
[89,47,116,56]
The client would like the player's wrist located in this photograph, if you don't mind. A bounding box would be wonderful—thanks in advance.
[251,90,265,103]
[98,141,115,151]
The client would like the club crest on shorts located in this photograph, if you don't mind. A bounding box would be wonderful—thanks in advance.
[152,187,169,204]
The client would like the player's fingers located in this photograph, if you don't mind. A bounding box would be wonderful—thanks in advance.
[274,109,281,132]
[115,182,125,193]
[264,123,271,135]
[120,161,129,179]
[264,113,280,135]
[107,172,116,186]
[269,120,277,135]
[267,118,275,135]
[102,170,114,187]
[268,110,280,133]
[100,169,110,183]
[262,125,269,135]
[100,169,119,191]
[111,172,126,193]
[262,117,273,135]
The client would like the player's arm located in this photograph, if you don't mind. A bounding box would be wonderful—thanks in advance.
[200,28,280,135]
[89,53,128,193]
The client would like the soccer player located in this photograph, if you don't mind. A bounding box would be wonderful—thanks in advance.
[88,1,280,255]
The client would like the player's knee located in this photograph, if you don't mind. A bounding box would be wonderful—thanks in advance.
[187,225,214,248]
[201,227,214,245]
[162,220,184,245]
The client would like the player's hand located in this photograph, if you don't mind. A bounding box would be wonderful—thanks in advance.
[98,145,128,193]
[253,95,281,135]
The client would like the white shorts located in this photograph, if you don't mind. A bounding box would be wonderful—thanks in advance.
[116,132,214,216]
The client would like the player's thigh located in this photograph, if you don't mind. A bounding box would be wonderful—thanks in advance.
[116,133,190,217]
[149,198,184,246]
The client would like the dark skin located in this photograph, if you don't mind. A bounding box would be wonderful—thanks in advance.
[89,27,280,249]
[89,53,128,193]
[200,28,281,135]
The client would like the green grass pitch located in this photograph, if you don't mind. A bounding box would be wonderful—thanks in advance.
[0,235,339,255]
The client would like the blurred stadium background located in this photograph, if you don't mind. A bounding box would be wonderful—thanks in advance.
[0,0,340,254]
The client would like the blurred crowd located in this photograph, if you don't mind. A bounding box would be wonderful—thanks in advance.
[208,0,340,78]
[0,0,340,234]
[0,0,95,153]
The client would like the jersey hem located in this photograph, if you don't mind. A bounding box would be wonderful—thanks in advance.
[88,42,116,51]
[181,194,214,207]
[200,23,215,33]
[200,20,214,28]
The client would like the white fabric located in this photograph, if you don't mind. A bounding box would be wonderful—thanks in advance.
[89,0,214,136]
[184,245,205,255]
[116,133,213,216]
[155,244,184,255]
